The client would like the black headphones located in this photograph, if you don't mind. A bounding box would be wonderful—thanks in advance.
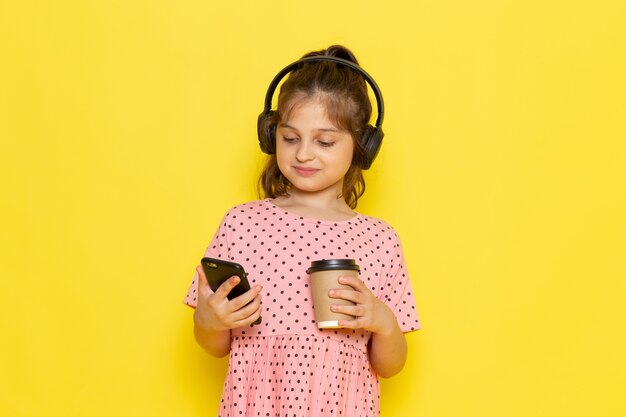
[257,55,385,170]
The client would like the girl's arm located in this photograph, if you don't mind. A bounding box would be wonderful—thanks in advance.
[329,275,408,378]
[367,304,407,378]
[193,322,231,358]
[193,266,263,357]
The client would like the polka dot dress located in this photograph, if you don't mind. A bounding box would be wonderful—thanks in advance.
[184,199,421,417]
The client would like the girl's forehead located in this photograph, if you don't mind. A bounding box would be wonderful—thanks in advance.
[281,95,328,119]
[280,99,343,132]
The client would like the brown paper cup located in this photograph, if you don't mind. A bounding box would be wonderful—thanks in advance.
[307,259,360,329]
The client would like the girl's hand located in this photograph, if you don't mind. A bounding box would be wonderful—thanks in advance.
[328,275,397,335]
[193,265,262,333]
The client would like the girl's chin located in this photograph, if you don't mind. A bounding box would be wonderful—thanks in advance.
[286,181,344,196]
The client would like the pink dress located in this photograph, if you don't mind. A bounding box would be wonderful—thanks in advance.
[184,199,421,417]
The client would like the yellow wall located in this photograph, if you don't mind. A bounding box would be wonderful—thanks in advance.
[1,1,625,416]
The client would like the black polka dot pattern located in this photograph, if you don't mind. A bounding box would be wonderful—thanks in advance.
[184,199,421,416]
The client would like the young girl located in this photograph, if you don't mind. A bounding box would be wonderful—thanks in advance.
[184,45,421,417]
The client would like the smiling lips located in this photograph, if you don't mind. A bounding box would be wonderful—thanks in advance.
[293,166,320,177]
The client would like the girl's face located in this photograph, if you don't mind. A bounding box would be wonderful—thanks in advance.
[276,96,354,197]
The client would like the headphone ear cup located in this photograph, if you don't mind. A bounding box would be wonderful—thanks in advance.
[257,111,277,154]
[358,125,384,169]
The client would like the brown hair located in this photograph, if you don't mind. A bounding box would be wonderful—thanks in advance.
[258,45,373,209]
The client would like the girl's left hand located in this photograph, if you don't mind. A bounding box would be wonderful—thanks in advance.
[328,275,397,335]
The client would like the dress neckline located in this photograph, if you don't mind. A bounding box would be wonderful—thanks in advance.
[263,198,362,226]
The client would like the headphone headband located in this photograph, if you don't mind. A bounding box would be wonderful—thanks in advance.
[262,55,385,130]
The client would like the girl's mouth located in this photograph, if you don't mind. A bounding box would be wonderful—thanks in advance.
[293,167,320,177]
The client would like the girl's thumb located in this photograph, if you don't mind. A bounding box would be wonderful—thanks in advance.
[196,265,209,290]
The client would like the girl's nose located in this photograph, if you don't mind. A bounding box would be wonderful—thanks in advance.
[295,141,314,162]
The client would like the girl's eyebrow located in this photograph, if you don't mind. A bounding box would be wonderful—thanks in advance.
[278,123,341,133]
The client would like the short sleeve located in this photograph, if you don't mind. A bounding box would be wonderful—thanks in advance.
[378,232,421,333]
[183,212,232,308]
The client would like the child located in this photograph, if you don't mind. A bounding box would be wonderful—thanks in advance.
[184,45,421,417]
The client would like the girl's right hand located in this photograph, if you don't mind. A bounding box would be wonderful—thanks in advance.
[193,265,262,333]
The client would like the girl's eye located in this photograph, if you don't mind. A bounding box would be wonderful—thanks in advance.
[283,137,298,143]
[318,140,335,148]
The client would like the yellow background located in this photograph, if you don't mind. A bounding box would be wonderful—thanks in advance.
[1,1,625,416]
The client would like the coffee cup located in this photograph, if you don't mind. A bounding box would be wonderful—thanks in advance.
[307,259,360,329]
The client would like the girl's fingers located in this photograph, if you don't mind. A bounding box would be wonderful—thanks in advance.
[230,294,262,322]
[227,285,262,312]
[337,275,368,291]
[337,317,364,329]
[195,265,211,293]
[331,303,365,317]
[214,275,242,301]
[231,308,262,329]
[329,275,374,302]
[328,288,361,303]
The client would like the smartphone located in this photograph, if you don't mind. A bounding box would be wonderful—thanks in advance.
[200,257,261,324]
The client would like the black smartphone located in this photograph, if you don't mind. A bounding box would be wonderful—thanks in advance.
[200,257,261,324]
